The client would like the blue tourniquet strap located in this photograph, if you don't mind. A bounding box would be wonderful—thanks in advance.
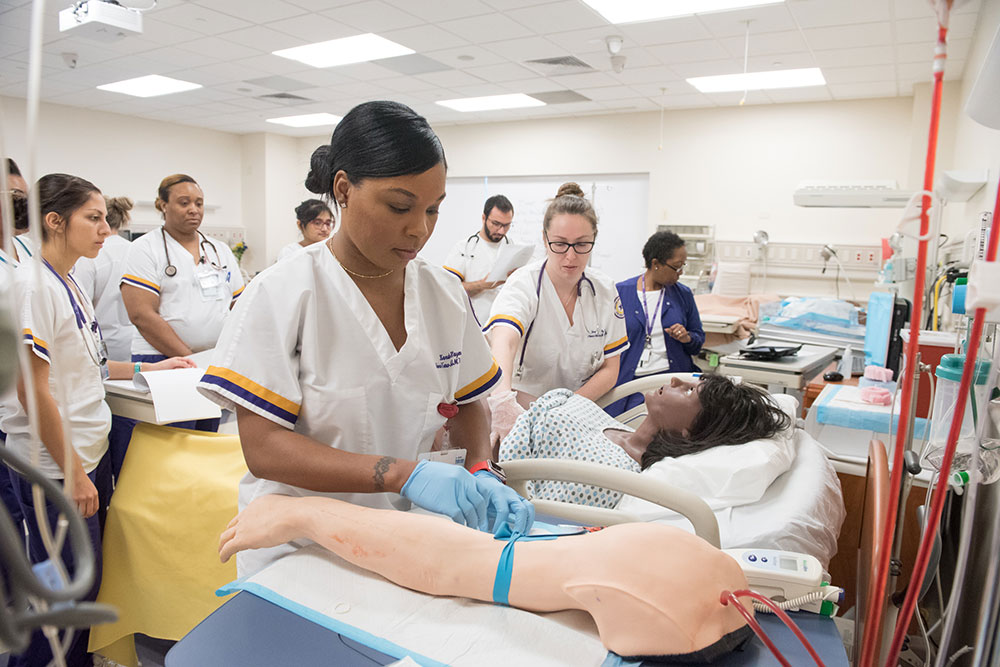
[492,531,524,605]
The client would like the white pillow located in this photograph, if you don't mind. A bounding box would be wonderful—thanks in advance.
[617,393,798,513]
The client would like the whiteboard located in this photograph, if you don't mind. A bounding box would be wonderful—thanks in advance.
[421,173,650,283]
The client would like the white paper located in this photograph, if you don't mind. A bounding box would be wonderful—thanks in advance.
[131,367,221,423]
[487,243,535,281]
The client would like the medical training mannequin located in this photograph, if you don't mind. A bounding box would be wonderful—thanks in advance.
[121,173,244,362]
[198,101,533,577]
[500,375,793,508]
[486,184,628,442]
[220,493,753,661]
[608,231,705,417]
[2,174,192,667]
[275,198,333,263]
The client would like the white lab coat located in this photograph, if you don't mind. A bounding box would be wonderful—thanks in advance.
[121,228,244,358]
[197,243,501,575]
[443,233,505,324]
[72,234,136,362]
[2,262,110,477]
[275,241,306,263]
[486,258,628,397]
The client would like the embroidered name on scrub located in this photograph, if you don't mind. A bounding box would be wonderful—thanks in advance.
[436,351,462,369]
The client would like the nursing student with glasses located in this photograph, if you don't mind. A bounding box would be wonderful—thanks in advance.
[486,182,628,416]
[606,231,704,417]
[275,198,334,263]
[442,194,514,324]
[2,174,191,667]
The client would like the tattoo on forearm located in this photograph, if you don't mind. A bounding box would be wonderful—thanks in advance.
[373,456,396,492]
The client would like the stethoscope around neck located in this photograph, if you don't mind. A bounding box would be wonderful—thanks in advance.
[161,226,223,277]
[515,259,599,379]
[461,232,510,259]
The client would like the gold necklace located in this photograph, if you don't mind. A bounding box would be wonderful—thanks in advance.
[327,239,394,279]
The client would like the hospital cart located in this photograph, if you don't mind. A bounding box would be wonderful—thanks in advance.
[716,342,839,405]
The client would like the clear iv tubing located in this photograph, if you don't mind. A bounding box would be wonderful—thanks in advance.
[933,330,1000,667]
[884,112,1000,667]
[859,22,948,667]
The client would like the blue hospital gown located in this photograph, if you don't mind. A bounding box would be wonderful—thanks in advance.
[499,389,641,508]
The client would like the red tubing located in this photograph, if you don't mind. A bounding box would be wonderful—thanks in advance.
[720,591,790,667]
[859,24,948,667]
[883,151,1000,667]
[732,590,827,667]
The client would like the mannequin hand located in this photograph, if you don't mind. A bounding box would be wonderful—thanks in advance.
[467,279,503,295]
[488,390,524,448]
[401,460,488,530]
[149,357,197,371]
[666,324,691,343]
[473,471,535,535]
[219,494,303,563]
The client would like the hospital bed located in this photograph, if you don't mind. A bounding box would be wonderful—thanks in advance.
[504,372,846,568]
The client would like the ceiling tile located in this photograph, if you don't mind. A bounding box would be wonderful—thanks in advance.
[718,30,808,58]
[828,81,898,99]
[893,17,939,44]
[497,76,570,94]
[764,87,833,103]
[703,90,772,106]
[574,84,642,100]
[197,0,308,23]
[658,93,712,109]
[381,23,471,52]
[482,35,565,61]
[424,44,507,69]
[613,65,681,85]
[357,74,439,92]
[323,61,399,81]
[504,1,608,33]
[822,64,896,84]
[217,25,302,51]
[789,0,891,29]
[376,54,452,75]
[140,46,216,71]
[415,69,487,88]
[620,17,712,47]
[464,62,538,82]
[548,70,620,89]
[696,3,797,37]
[438,14,534,43]
[445,83,509,98]
[576,46,661,69]
[229,54,313,77]
[172,37,259,62]
[324,1,424,32]
[669,59,743,79]
[147,3,253,35]
[628,82,686,97]
[812,45,895,68]
[383,0,494,22]
[265,13,359,43]
[647,40,731,65]
[482,0,562,11]
[801,22,893,50]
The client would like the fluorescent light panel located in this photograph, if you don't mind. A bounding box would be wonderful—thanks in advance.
[687,67,826,93]
[273,33,413,68]
[266,113,343,128]
[436,94,545,112]
[96,74,201,98]
[581,0,784,24]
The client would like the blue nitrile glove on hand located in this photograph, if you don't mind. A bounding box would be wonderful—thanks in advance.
[473,470,535,536]
[401,460,489,530]
[400,460,535,535]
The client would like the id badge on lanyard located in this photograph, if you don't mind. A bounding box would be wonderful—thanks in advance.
[196,264,226,301]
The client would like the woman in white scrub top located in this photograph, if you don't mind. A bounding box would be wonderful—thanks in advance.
[275,198,333,263]
[197,101,533,576]
[3,174,191,666]
[121,174,244,364]
[72,195,136,362]
[486,182,628,407]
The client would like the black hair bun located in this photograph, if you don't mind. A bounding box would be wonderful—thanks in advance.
[305,145,334,195]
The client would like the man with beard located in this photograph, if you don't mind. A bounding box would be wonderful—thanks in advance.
[443,194,514,324]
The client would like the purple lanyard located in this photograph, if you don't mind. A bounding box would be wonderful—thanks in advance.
[639,275,665,347]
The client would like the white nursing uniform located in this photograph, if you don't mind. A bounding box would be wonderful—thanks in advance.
[197,243,501,575]
[275,241,306,263]
[11,235,33,263]
[443,233,505,324]
[121,229,244,357]
[73,234,136,361]
[2,263,111,478]
[486,258,628,397]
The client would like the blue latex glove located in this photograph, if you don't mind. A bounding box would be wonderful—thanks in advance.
[473,470,535,536]
[400,460,488,530]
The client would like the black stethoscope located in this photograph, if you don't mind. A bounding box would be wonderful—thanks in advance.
[161,227,224,277]
[460,232,510,260]
[515,259,599,379]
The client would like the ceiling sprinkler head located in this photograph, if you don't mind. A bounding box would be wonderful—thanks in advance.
[605,35,623,55]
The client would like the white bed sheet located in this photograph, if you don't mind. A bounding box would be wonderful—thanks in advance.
[617,429,845,569]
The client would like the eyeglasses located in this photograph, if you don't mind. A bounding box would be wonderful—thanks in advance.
[664,262,686,274]
[545,233,595,255]
[486,218,511,231]
[308,219,334,229]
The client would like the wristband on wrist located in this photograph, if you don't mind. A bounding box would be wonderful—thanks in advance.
[469,459,506,484]
[133,362,142,375]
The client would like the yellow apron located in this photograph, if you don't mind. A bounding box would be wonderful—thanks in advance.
[89,423,247,665]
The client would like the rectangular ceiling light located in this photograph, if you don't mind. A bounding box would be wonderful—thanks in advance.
[97,74,201,98]
[273,33,413,68]
[436,94,545,112]
[266,113,343,128]
[687,67,826,92]
[581,0,783,24]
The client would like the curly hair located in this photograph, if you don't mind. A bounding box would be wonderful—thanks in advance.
[640,374,792,469]
[642,231,685,269]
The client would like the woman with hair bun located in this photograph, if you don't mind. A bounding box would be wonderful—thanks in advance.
[275,198,334,263]
[485,182,628,410]
[72,195,137,362]
[197,101,534,577]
